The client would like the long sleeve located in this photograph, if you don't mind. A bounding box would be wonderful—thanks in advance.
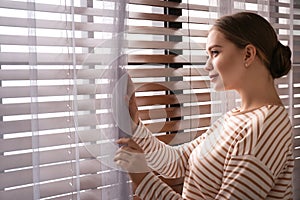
[135,172,183,200]
[132,121,205,178]
[133,105,294,200]
[215,105,294,200]
[215,153,293,199]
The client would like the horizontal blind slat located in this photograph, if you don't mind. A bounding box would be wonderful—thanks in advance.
[129,12,211,24]
[293,149,300,158]
[53,184,124,200]
[0,52,126,65]
[128,68,208,77]
[294,137,300,148]
[0,53,207,65]
[0,16,115,32]
[0,99,111,116]
[0,128,117,153]
[0,84,113,98]
[0,142,117,171]
[145,117,210,133]
[129,0,211,11]
[128,54,207,64]
[293,97,300,105]
[128,25,208,37]
[0,113,114,134]
[134,80,209,92]
[0,34,206,50]
[0,159,109,189]
[293,118,300,127]
[139,105,211,120]
[128,40,205,50]
[0,34,109,48]
[0,0,124,18]
[0,69,117,80]
[0,172,120,200]
[136,93,211,106]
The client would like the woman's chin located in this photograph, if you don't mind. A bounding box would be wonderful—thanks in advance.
[212,82,226,91]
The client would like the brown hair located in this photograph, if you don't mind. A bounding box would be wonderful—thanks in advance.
[211,12,291,79]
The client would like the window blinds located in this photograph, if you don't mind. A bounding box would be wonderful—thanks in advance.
[233,0,300,197]
[0,0,299,199]
[0,0,131,199]
[127,0,299,199]
[127,0,216,144]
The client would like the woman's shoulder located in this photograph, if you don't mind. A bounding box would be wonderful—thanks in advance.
[228,105,292,161]
[228,104,288,120]
[224,105,291,137]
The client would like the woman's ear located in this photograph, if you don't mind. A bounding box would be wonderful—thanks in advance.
[244,44,256,68]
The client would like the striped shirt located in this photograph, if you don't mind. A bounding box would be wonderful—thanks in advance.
[132,105,294,200]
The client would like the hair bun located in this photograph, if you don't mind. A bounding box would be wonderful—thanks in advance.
[270,42,292,79]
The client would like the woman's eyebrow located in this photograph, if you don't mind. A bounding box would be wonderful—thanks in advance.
[207,45,222,51]
[206,45,223,54]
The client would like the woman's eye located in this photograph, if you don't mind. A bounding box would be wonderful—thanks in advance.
[211,50,219,56]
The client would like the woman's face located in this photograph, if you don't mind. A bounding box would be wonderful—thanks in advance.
[205,29,246,91]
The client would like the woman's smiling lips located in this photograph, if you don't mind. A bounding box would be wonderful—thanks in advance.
[209,73,219,81]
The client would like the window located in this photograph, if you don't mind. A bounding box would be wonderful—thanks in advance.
[127,0,299,198]
[0,0,131,199]
[0,0,299,199]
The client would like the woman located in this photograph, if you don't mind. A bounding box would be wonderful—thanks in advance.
[114,12,294,199]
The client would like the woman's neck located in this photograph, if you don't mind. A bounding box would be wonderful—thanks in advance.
[237,77,283,113]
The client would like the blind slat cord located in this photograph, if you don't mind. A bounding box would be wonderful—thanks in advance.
[27,1,41,199]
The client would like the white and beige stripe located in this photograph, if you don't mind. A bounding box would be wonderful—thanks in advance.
[133,105,294,200]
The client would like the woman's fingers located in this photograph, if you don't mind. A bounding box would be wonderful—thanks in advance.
[114,148,131,162]
[114,143,150,173]
[116,138,143,151]
[114,145,141,162]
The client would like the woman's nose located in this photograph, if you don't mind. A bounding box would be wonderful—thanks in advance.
[205,59,213,71]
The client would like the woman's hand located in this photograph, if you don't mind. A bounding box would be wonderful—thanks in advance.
[114,137,150,173]
[114,137,150,186]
